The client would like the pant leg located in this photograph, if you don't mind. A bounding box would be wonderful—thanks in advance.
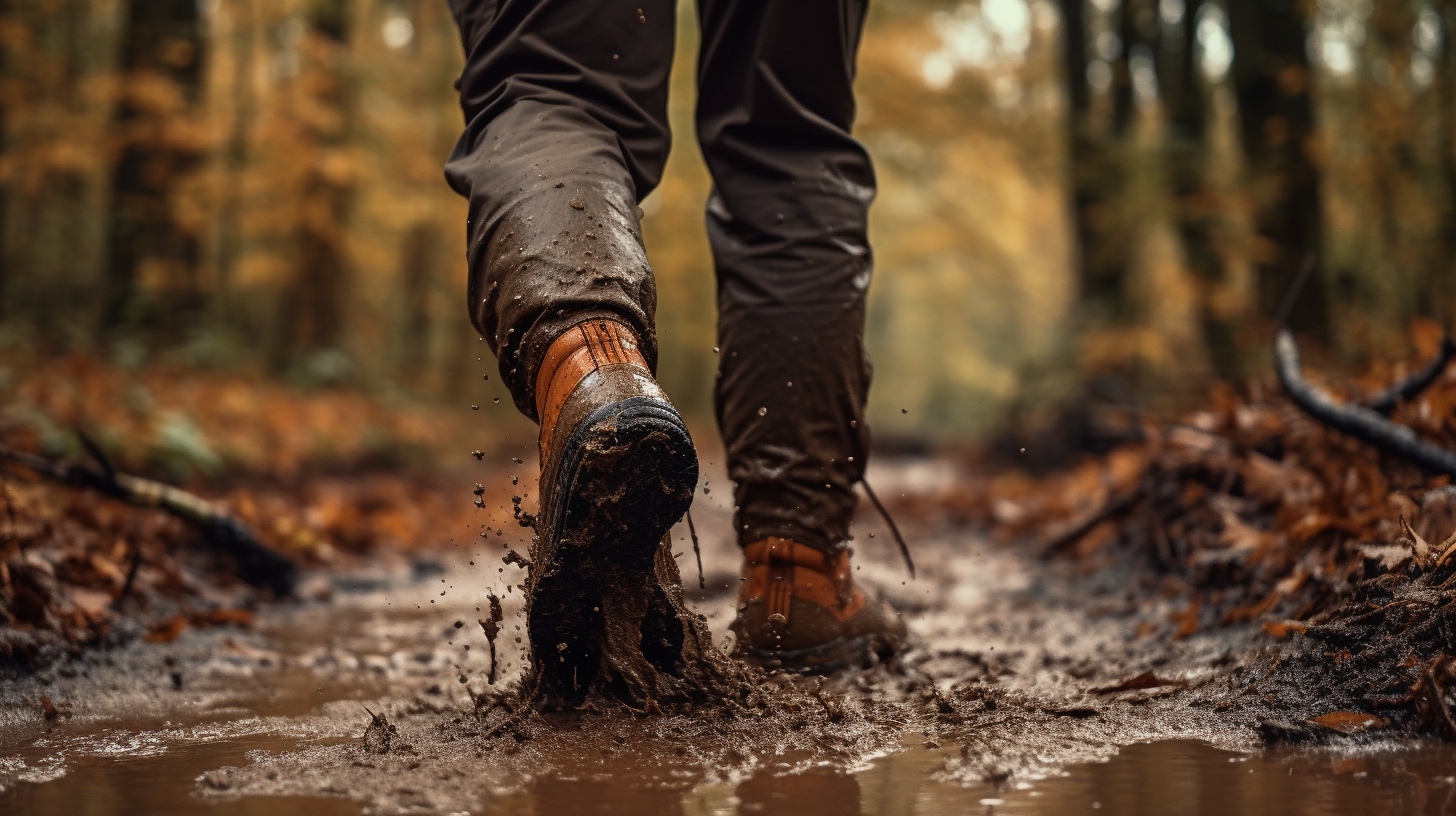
[696,0,876,553]
[445,0,677,419]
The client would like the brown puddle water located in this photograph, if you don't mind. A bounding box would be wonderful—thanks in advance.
[6,543,1456,815]
[6,733,1455,815]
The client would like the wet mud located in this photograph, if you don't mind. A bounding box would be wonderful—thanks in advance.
[6,477,1453,815]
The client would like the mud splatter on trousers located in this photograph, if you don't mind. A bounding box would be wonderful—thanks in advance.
[445,0,876,553]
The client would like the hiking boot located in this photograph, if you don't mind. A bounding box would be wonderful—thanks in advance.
[730,536,905,674]
[527,318,698,700]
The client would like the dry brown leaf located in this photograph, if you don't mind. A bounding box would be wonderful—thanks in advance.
[1171,599,1201,640]
[1261,620,1307,638]
[198,608,254,627]
[69,588,113,622]
[1092,670,1186,694]
[1435,529,1456,567]
[144,615,188,643]
[1308,711,1389,733]
[1400,515,1436,569]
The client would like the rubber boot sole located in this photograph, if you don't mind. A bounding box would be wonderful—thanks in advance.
[529,397,697,700]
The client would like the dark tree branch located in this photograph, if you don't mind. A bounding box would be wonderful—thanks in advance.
[0,446,297,596]
[1274,329,1456,478]
[1364,336,1456,415]
[1039,484,1145,558]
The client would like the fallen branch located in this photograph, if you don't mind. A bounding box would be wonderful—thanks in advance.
[0,446,297,596]
[1365,335,1456,415]
[1039,485,1144,557]
[1274,329,1456,479]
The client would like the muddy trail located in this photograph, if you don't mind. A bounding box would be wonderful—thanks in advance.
[7,349,1456,813]
[5,469,1456,815]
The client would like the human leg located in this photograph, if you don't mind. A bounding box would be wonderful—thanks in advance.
[446,0,705,703]
[695,0,904,671]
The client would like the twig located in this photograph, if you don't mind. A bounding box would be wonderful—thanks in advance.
[1274,329,1456,478]
[1039,485,1144,557]
[1365,336,1456,415]
[685,509,705,591]
[115,543,143,609]
[0,445,298,596]
[1274,253,1317,328]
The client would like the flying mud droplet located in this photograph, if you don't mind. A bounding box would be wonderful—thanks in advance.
[471,404,480,410]
[471,450,485,460]
[569,198,584,210]
[479,592,504,684]
[494,397,501,404]
[758,407,767,416]
[503,550,531,570]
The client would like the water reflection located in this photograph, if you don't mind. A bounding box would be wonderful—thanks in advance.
[1,736,360,816]
[8,737,1456,815]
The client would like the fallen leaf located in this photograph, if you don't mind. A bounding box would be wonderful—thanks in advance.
[145,615,188,643]
[1436,528,1456,567]
[1400,516,1436,569]
[1308,711,1389,733]
[1093,670,1185,694]
[198,608,254,627]
[1171,599,1201,640]
[69,588,113,622]
[1262,620,1307,638]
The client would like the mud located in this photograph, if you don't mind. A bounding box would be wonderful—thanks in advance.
[6,463,1448,816]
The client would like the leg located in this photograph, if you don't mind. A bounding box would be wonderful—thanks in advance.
[696,0,875,553]
[445,0,677,416]
[697,0,903,672]
[446,0,713,706]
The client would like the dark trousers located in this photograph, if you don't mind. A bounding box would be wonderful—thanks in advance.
[445,0,875,552]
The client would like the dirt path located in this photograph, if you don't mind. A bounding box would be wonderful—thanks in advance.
[4,456,1453,814]
[3,497,1333,814]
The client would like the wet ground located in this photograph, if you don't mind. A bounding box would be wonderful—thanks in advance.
[3,462,1454,814]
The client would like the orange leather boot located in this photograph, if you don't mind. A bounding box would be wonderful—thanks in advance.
[526,318,698,696]
[730,537,905,673]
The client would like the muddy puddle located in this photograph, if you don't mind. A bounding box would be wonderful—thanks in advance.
[7,726,1454,815]
[4,509,1454,815]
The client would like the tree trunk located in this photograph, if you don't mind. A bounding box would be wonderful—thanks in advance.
[1225,0,1324,335]
[271,0,357,376]
[103,0,205,343]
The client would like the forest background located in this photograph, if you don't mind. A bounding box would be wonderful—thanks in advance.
[1,0,1453,446]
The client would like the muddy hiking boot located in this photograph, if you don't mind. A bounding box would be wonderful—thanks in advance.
[731,537,906,674]
[526,317,702,705]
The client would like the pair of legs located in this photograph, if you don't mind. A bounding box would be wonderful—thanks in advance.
[444,0,876,554]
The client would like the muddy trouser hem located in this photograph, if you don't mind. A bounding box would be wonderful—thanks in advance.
[445,0,875,553]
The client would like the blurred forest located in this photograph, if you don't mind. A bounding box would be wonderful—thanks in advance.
[0,0,1453,441]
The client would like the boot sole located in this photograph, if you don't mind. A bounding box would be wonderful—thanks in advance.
[529,397,698,697]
